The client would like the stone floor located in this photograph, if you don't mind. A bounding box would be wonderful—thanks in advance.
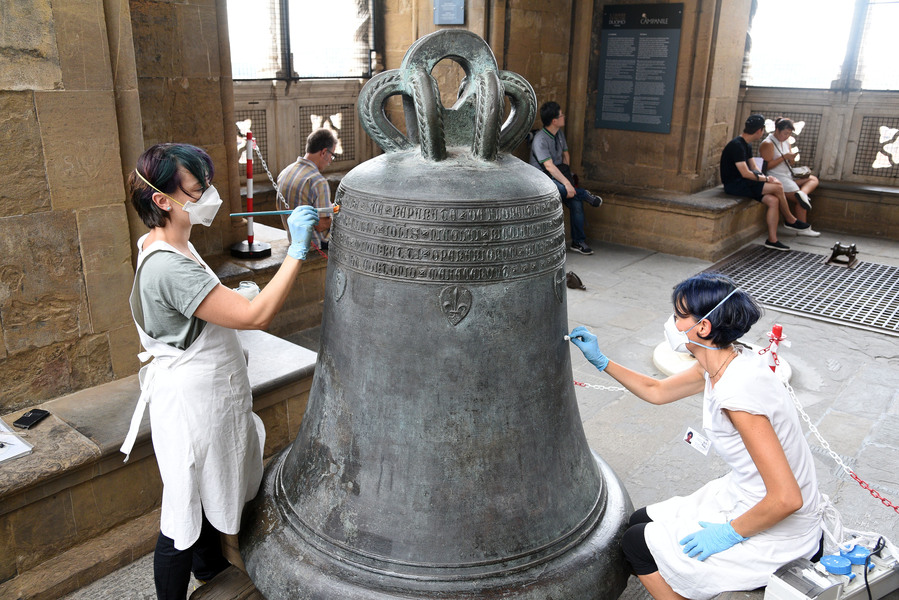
[62,225,899,599]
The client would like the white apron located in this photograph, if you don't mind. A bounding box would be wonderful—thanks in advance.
[120,237,265,551]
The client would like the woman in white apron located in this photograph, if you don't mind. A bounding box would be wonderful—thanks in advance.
[123,143,320,600]
[569,273,824,600]
[760,117,821,237]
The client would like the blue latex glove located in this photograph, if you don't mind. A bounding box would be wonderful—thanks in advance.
[287,205,320,260]
[568,326,609,371]
[679,521,747,561]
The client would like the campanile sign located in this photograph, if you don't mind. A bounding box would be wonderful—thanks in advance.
[594,4,683,134]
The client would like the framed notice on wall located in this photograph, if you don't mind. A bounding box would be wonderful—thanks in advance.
[594,4,683,133]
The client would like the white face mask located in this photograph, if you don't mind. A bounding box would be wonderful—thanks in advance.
[135,170,222,227]
[178,185,222,227]
[664,288,739,353]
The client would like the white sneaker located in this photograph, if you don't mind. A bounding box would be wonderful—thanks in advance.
[796,191,812,211]
[796,226,821,237]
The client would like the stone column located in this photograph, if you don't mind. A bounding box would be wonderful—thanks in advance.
[102,0,145,268]
[566,0,595,175]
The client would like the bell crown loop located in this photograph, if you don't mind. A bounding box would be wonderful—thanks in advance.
[358,30,536,162]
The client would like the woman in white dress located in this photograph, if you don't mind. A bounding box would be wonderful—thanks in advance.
[125,143,320,599]
[569,273,824,600]
[760,117,820,236]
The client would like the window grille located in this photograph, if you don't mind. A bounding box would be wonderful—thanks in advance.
[750,111,822,168]
[298,105,356,162]
[853,116,899,179]
[235,109,270,168]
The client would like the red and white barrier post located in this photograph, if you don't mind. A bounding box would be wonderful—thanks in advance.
[230,130,272,259]
[246,131,255,246]
[763,324,784,372]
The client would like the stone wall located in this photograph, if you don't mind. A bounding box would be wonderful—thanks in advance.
[0,0,137,413]
[579,0,752,194]
[0,0,241,413]
[129,0,243,258]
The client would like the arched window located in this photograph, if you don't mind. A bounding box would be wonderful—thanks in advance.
[856,0,899,90]
[745,0,898,91]
[227,0,375,80]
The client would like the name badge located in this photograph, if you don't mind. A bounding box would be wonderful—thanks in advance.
[683,426,711,456]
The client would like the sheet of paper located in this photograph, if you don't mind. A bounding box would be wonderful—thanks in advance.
[0,419,34,463]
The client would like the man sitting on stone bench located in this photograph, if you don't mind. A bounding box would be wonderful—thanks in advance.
[720,114,812,252]
[530,101,602,256]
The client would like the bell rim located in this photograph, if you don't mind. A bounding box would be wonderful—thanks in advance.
[241,449,632,597]
[270,450,610,578]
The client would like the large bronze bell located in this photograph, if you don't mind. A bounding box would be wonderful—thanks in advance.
[240,30,632,599]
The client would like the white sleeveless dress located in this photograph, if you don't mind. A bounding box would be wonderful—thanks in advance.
[644,348,823,599]
[763,133,801,193]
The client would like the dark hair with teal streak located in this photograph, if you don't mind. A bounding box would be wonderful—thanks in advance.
[672,272,763,346]
[129,143,215,228]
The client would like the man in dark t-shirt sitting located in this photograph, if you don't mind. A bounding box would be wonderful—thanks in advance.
[720,114,811,251]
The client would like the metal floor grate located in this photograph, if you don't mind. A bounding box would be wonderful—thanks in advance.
[706,245,899,337]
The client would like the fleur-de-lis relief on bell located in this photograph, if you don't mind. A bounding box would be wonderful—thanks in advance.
[440,285,472,325]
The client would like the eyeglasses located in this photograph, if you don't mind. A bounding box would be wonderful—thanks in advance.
[325,148,337,160]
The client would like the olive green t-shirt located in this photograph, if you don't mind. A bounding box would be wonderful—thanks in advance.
[130,251,220,350]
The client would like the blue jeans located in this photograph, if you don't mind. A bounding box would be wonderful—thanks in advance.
[551,180,590,245]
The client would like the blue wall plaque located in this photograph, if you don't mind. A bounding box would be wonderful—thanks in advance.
[434,0,465,25]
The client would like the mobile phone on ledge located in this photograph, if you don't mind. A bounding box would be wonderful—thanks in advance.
[13,409,50,429]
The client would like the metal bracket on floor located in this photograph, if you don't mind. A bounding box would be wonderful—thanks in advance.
[825,242,859,268]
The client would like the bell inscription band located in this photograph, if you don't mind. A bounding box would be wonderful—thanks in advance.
[240,30,632,599]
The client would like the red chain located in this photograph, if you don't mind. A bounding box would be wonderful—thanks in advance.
[757,330,782,370]
[573,372,899,515]
[850,471,899,514]
[310,242,329,260]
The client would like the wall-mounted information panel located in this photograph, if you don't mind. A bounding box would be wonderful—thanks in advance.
[594,4,683,133]
[434,0,464,25]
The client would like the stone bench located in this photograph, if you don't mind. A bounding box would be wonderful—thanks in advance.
[0,330,317,600]
[812,181,899,241]
[579,180,899,261]
[582,182,767,262]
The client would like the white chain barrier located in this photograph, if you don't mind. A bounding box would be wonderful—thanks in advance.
[246,137,328,258]
[573,380,627,392]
